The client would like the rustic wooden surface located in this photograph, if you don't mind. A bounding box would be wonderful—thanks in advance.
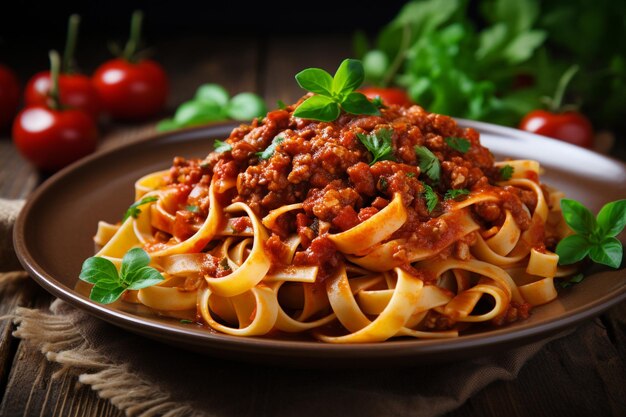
[0,35,625,417]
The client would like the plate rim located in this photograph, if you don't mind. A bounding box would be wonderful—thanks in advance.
[13,120,626,360]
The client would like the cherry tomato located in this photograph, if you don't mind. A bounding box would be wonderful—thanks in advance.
[24,71,100,119]
[92,58,168,120]
[519,110,593,148]
[0,64,21,129]
[13,105,97,171]
[359,87,412,106]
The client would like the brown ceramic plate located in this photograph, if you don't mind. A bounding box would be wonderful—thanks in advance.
[14,120,626,366]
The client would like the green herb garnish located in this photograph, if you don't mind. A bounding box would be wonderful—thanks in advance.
[379,177,389,191]
[122,196,158,223]
[558,273,585,289]
[422,183,439,213]
[256,136,285,160]
[414,146,441,182]
[293,59,379,122]
[445,137,471,153]
[556,199,626,268]
[499,164,514,180]
[219,257,231,271]
[356,128,395,165]
[444,189,470,200]
[186,205,199,213]
[214,139,232,153]
[407,172,416,178]
[180,319,194,324]
[79,248,164,304]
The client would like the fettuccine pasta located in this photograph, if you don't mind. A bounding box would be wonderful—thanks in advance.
[89,100,574,343]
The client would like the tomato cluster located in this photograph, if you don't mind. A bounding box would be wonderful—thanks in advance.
[10,12,169,172]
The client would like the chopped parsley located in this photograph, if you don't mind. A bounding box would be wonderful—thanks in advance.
[186,205,199,213]
[356,128,395,165]
[180,319,194,324]
[379,177,389,191]
[414,146,441,182]
[219,257,231,271]
[499,164,514,180]
[444,189,470,200]
[122,196,158,222]
[214,139,232,153]
[256,136,284,160]
[445,137,471,153]
[422,183,438,213]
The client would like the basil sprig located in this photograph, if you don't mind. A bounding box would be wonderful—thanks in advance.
[556,199,626,269]
[79,248,164,304]
[293,59,379,122]
[256,136,285,160]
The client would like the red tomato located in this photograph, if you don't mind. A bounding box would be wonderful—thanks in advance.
[24,71,100,119]
[92,59,168,120]
[519,110,594,148]
[13,106,97,171]
[0,64,21,129]
[359,87,412,106]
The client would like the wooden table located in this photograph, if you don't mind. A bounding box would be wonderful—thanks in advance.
[1,35,625,417]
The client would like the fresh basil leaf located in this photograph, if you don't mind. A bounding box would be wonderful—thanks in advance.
[155,118,179,132]
[414,146,441,182]
[174,100,225,126]
[120,247,151,282]
[558,273,585,289]
[556,234,591,265]
[445,137,471,153]
[589,237,623,269]
[277,99,287,110]
[596,199,626,238]
[214,139,232,153]
[90,281,125,304]
[356,128,395,165]
[295,68,334,96]
[422,184,438,213]
[293,95,340,122]
[126,266,165,290]
[186,205,199,213]
[444,189,470,200]
[332,59,364,96]
[79,257,119,284]
[341,92,380,116]
[227,93,267,121]
[560,199,597,235]
[122,196,158,222]
[499,164,514,180]
[256,136,285,160]
[195,83,230,107]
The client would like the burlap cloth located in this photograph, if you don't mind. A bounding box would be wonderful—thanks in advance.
[0,197,572,417]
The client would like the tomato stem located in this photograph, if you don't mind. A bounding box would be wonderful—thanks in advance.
[62,14,80,74]
[550,65,579,112]
[48,50,62,110]
[122,10,143,63]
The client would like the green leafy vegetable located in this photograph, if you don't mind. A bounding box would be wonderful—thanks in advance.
[122,196,158,223]
[186,205,199,213]
[214,139,232,153]
[444,189,470,200]
[445,137,471,153]
[558,273,585,289]
[157,84,267,132]
[499,164,515,180]
[79,248,164,304]
[356,128,395,165]
[293,59,379,122]
[556,199,626,269]
[422,183,438,213]
[414,146,440,182]
[256,136,285,160]
[277,99,288,110]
